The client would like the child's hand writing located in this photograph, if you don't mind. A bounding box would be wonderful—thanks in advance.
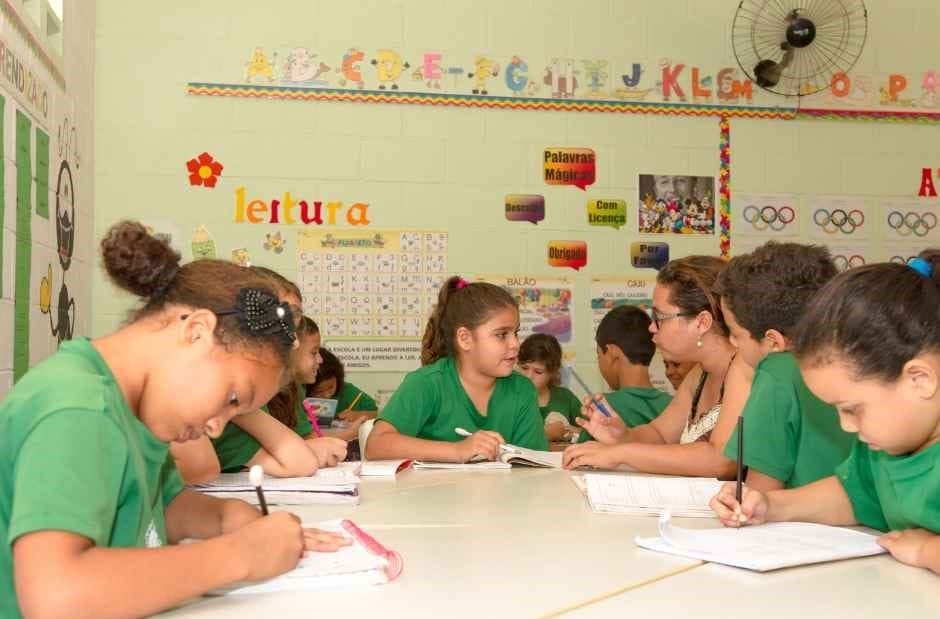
[232,511,305,581]
[574,395,626,444]
[306,436,348,467]
[454,430,505,462]
[877,529,936,568]
[710,482,769,527]
[303,527,354,552]
[562,441,621,470]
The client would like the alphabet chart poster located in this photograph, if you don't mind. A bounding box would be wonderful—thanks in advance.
[296,229,448,371]
[473,274,576,358]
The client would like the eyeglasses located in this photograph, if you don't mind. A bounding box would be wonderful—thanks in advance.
[650,309,697,329]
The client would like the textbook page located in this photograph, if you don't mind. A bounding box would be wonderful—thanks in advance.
[584,473,721,517]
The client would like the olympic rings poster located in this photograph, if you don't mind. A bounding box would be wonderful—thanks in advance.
[880,200,940,242]
[884,245,921,265]
[828,246,869,272]
[808,197,870,240]
[735,194,799,237]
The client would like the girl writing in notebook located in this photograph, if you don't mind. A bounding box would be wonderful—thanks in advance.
[563,256,751,478]
[366,276,548,462]
[308,347,379,422]
[172,270,347,481]
[0,221,348,619]
[712,251,940,575]
[517,333,581,442]
[209,314,350,475]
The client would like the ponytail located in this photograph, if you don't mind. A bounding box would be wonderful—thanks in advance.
[420,276,517,366]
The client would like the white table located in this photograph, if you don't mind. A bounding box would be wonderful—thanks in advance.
[561,553,940,618]
[159,468,939,619]
[158,468,703,619]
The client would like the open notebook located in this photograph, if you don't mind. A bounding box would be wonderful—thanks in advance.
[215,519,404,594]
[582,473,722,517]
[190,463,361,505]
[635,511,887,571]
[413,445,563,470]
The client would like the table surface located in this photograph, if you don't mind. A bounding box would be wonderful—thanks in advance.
[157,467,939,619]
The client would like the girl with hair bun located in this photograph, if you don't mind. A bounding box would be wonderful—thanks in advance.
[0,220,348,619]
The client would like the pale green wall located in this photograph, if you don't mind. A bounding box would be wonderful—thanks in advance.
[94,0,940,398]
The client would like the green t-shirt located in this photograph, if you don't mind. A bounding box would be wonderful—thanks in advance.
[377,356,548,450]
[724,352,855,489]
[336,382,377,411]
[539,386,582,425]
[212,384,310,473]
[836,439,940,532]
[0,338,183,619]
[578,386,672,443]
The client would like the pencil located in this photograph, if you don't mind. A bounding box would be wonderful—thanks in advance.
[344,391,363,412]
[567,366,612,418]
[735,416,744,504]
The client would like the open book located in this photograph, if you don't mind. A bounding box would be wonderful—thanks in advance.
[216,519,404,594]
[635,512,887,571]
[583,473,722,517]
[413,445,563,470]
[190,463,361,505]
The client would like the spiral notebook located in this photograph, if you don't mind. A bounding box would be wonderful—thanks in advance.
[216,519,404,594]
[635,512,886,571]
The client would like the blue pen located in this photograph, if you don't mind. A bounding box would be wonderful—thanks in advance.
[566,366,612,417]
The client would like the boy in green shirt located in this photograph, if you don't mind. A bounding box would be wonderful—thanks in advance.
[712,251,940,575]
[577,305,672,443]
[716,241,852,491]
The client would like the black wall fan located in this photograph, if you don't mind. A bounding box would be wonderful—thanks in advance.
[732,1,868,97]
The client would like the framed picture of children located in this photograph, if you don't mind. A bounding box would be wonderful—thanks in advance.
[637,174,716,235]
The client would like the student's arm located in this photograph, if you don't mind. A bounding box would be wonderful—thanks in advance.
[745,469,785,492]
[164,489,261,542]
[511,380,550,450]
[366,420,504,462]
[710,475,857,527]
[877,530,940,574]
[236,411,319,477]
[572,366,702,450]
[169,436,221,484]
[13,514,306,619]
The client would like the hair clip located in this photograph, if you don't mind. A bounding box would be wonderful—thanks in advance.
[908,256,934,279]
[455,277,469,289]
[218,288,297,345]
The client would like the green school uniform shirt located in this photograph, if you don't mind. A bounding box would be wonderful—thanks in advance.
[578,386,672,443]
[724,352,855,488]
[336,382,377,411]
[837,439,940,532]
[377,356,548,450]
[539,386,582,425]
[212,384,310,472]
[0,338,183,619]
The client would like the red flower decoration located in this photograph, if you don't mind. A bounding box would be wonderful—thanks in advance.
[186,152,224,188]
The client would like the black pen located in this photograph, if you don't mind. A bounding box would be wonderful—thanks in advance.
[249,464,269,515]
[735,416,744,505]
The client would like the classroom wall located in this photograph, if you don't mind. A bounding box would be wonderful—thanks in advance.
[93,0,940,401]
[0,0,94,400]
